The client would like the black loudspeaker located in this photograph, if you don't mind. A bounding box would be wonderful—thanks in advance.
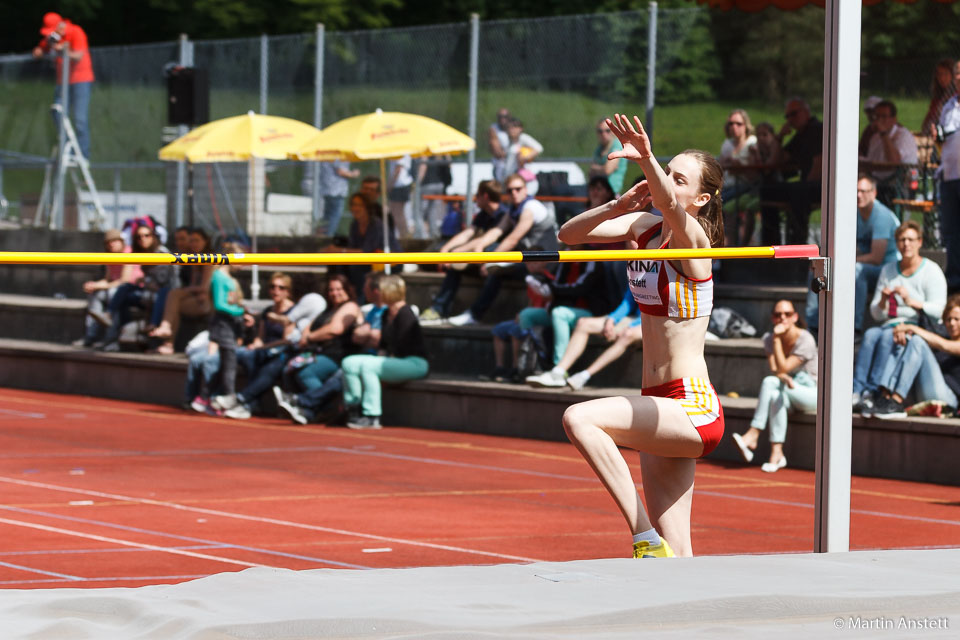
[167,67,209,126]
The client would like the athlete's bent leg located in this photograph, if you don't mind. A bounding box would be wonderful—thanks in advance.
[563,395,703,544]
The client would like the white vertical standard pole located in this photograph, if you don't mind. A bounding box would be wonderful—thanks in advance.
[814,0,861,553]
[174,34,191,229]
[645,2,658,143]
[312,23,325,231]
[465,13,480,223]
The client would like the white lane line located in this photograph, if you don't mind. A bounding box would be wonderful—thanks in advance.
[0,516,268,569]
[0,476,540,563]
[0,559,80,581]
[0,408,46,419]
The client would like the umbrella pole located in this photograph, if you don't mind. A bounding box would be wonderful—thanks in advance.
[381,158,391,275]
[249,157,260,300]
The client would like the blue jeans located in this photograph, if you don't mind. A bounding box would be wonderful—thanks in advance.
[322,195,346,235]
[880,335,958,408]
[296,355,340,391]
[941,178,960,290]
[854,262,883,331]
[852,326,897,394]
[469,263,527,320]
[235,346,289,410]
[749,371,818,444]
[53,81,92,159]
[185,349,221,401]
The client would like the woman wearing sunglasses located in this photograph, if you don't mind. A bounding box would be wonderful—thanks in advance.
[731,299,818,472]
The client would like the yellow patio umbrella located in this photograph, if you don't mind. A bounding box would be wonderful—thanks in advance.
[159,111,323,298]
[294,109,476,266]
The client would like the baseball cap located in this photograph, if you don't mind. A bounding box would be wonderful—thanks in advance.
[863,96,883,112]
[103,229,124,243]
[40,12,63,36]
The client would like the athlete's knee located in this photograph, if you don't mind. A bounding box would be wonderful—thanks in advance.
[562,402,595,442]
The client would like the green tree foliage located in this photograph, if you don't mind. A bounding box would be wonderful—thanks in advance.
[709,6,824,105]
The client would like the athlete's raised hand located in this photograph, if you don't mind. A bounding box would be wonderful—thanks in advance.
[611,178,652,215]
[607,114,653,164]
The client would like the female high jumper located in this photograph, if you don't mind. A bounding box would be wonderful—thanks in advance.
[558,114,725,558]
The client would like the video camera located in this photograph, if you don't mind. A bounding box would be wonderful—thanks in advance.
[45,30,62,47]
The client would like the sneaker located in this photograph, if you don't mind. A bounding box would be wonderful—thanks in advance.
[447,311,477,327]
[190,396,211,414]
[760,456,788,472]
[211,394,239,411]
[872,396,907,420]
[224,404,252,420]
[479,366,510,382]
[731,432,754,463]
[526,369,567,388]
[419,308,445,326]
[273,386,308,425]
[346,415,382,429]
[566,371,590,391]
[632,537,675,559]
[858,390,875,417]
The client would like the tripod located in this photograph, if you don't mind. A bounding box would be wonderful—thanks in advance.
[36,103,106,229]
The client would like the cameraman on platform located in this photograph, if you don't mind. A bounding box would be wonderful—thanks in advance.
[32,12,94,160]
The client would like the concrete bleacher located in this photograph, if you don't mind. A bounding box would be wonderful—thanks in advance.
[1,228,958,487]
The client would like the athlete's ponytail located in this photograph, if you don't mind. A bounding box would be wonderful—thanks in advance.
[681,149,725,248]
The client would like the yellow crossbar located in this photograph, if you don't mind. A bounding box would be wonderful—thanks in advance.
[0,245,818,266]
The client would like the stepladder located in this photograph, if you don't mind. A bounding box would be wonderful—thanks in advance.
[36,103,106,230]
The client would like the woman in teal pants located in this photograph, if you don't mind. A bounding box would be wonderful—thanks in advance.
[342,275,429,429]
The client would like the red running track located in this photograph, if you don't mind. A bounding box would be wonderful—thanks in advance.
[0,388,958,589]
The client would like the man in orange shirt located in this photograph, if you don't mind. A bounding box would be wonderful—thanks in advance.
[32,12,94,159]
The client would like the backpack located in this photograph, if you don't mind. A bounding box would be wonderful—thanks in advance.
[708,306,758,339]
[516,326,550,378]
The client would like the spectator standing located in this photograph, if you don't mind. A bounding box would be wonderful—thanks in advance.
[318,160,359,236]
[867,294,960,419]
[489,108,512,182]
[760,98,822,246]
[922,59,956,137]
[859,96,883,158]
[938,60,960,293]
[590,118,628,193]
[415,156,452,239]
[341,276,429,429]
[387,155,414,238]
[207,242,246,406]
[853,221,948,413]
[32,12,94,159]
[860,99,919,205]
[448,174,558,326]
[76,229,136,347]
[731,300,817,473]
[504,119,543,195]
[419,180,505,323]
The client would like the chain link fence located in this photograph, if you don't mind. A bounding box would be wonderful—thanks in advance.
[0,4,953,239]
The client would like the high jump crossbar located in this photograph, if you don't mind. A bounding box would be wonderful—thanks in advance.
[0,245,819,266]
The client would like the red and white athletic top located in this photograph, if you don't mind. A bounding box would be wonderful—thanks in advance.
[627,221,713,319]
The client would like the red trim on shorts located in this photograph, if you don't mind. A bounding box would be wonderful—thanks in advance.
[641,379,725,458]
